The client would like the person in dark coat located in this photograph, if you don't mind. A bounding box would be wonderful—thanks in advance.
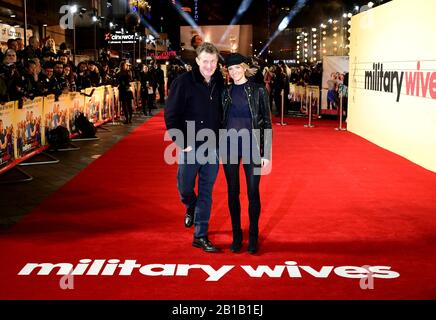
[221,53,272,254]
[165,42,224,253]
[116,60,133,124]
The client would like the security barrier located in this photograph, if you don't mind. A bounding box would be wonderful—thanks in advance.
[0,82,140,177]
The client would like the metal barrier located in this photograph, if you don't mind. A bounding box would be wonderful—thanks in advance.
[335,92,347,131]
[276,89,287,126]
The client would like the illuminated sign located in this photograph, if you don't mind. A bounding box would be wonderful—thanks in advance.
[105,30,140,44]
[146,51,177,60]
[194,0,199,22]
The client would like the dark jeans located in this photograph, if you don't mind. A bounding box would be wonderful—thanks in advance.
[223,158,261,239]
[177,149,219,238]
[121,98,133,122]
[141,93,154,115]
[158,83,165,104]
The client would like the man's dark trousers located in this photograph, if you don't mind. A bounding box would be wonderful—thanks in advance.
[177,149,219,238]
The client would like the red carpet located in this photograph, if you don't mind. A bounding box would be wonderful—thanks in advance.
[1,113,435,300]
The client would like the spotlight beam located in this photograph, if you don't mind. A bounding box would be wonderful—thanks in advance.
[171,0,204,38]
[257,0,307,57]
[140,16,159,38]
[218,0,254,44]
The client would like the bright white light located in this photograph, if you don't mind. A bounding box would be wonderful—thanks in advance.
[355,6,360,11]
[109,22,114,28]
[368,2,374,8]
[311,28,317,32]
[343,13,347,18]
[92,16,98,22]
[278,16,290,32]
[348,13,352,18]
[136,59,141,63]
[71,5,78,14]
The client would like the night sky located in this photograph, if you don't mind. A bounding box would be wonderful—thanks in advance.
[149,0,391,52]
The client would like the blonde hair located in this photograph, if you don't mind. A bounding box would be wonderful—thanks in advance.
[241,62,258,77]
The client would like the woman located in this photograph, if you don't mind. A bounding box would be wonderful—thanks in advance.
[221,53,272,254]
[139,64,155,116]
[116,60,133,124]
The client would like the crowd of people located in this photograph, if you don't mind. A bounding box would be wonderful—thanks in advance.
[0,36,166,122]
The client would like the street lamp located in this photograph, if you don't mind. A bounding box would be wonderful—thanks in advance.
[92,11,98,61]
[71,5,78,65]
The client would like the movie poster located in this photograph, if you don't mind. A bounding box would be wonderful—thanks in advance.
[102,86,111,120]
[84,87,100,123]
[321,56,349,115]
[0,101,16,169]
[67,91,85,133]
[113,86,120,119]
[130,81,138,112]
[15,97,43,159]
[43,94,68,145]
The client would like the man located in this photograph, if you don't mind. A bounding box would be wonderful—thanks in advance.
[165,42,223,253]
[181,34,203,67]
[0,49,20,102]
[154,63,165,104]
[191,34,203,50]
[23,36,42,60]
[16,60,42,100]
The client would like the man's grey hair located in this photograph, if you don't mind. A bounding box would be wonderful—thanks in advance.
[196,42,219,57]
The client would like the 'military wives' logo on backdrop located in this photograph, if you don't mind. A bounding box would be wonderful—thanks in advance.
[363,61,436,102]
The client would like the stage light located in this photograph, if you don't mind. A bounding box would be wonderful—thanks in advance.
[172,1,203,39]
[368,2,374,8]
[71,5,78,14]
[258,0,307,56]
[348,13,353,18]
[219,0,254,44]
